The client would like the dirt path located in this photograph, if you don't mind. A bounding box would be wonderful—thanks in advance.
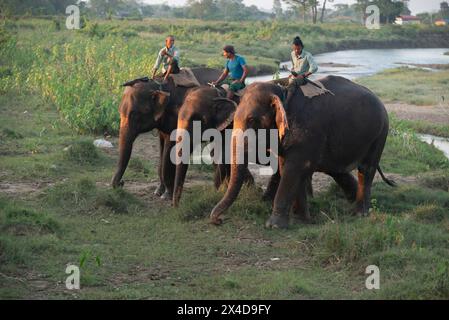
[385,103,449,124]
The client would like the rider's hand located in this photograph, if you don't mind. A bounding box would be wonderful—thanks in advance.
[232,80,241,84]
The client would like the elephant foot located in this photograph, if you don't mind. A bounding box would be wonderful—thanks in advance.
[265,214,289,229]
[354,210,369,218]
[355,204,370,217]
[154,184,165,196]
[160,190,172,200]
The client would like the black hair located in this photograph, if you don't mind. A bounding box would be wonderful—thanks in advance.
[293,36,304,47]
[223,45,235,55]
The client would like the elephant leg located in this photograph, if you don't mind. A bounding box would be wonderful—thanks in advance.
[262,157,282,202]
[305,174,313,198]
[356,166,376,216]
[243,167,254,186]
[291,175,312,224]
[356,132,388,215]
[154,132,166,196]
[262,170,280,202]
[214,163,229,190]
[160,138,175,200]
[266,158,302,229]
[329,172,358,202]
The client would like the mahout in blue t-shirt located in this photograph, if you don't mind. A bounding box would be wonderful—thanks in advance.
[225,55,246,79]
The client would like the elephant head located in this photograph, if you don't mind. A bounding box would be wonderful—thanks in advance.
[173,87,237,207]
[111,79,171,188]
[209,82,288,224]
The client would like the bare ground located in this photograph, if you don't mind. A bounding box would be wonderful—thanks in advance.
[385,103,449,124]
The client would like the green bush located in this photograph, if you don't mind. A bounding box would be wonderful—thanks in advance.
[63,140,100,164]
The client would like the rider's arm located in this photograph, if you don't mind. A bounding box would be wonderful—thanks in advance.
[152,48,164,78]
[238,56,248,83]
[306,52,318,76]
[239,65,248,83]
[215,69,229,84]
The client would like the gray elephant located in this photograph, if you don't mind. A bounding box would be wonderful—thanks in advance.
[111,68,221,200]
[172,86,256,207]
[210,76,395,228]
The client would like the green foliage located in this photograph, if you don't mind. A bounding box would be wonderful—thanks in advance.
[42,177,145,215]
[0,203,60,237]
[2,18,448,133]
[63,140,100,165]
[381,117,449,175]
[356,67,449,105]
[418,170,449,192]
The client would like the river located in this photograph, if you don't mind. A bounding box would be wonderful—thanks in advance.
[247,48,449,82]
[246,48,449,161]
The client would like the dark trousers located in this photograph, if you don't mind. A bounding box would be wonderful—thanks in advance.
[164,59,180,76]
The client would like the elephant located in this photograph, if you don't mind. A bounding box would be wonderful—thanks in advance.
[209,76,396,228]
[111,67,221,200]
[172,86,257,207]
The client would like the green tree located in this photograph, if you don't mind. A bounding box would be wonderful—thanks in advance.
[283,0,311,23]
[273,0,283,19]
[441,1,449,19]
[186,0,219,19]
[355,0,405,24]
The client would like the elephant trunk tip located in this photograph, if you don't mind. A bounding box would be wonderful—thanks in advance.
[209,205,225,225]
[111,177,124,189]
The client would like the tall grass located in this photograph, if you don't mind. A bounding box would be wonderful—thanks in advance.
[1,18,448,133]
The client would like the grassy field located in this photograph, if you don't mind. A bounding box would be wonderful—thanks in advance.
[357,67,449,138]
[1,86,448,299]
[1,18,449,133]
[357,67,449,106]
[1,18,449,300]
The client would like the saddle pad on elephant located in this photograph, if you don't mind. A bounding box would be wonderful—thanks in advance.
[220,84,246,97]
[169,68,201,87]
[272,77,334,98]
[300,80,334,98]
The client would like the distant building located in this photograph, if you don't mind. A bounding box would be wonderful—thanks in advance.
[435,19,449,26]
[394,15,421,25]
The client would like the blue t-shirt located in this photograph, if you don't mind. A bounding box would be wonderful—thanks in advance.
[225,55,246,79]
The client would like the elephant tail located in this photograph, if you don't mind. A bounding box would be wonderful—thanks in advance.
[377,165,397,187]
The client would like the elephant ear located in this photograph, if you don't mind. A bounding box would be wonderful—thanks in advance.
[271,94,289,140]
[151,90,170,121]
[213,97,237,131]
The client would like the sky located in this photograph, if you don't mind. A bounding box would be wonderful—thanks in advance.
[143,0,444,15]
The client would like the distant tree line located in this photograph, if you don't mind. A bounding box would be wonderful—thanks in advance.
[0,0,271,20]
[1,0,448,24]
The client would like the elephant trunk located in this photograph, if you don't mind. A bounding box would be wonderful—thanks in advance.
[173,163,189,207]
[210,127,248,224]
[173,124,192,207]
[111,119,136,188]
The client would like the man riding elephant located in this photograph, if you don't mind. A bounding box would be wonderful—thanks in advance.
[152,35,180,83]
[211,45,249,101]
[111,68,222,200]
[286,36,318,104]
[209,77,396,228]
